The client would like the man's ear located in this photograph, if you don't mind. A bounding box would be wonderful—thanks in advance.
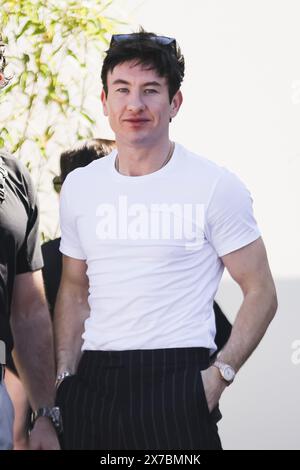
[170,90,183,119]
[101,89,108,116]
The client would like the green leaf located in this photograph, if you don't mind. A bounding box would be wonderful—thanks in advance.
[23,53,30,64]
[67,48,78,61]
[16,20,32,39]
[20,71,28,91]
[39,63,49,77]
[33,25,47,35]
[80,111,95,124]
[0,127,9,137]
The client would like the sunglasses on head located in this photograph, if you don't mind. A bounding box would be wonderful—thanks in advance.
[110,34,176,50]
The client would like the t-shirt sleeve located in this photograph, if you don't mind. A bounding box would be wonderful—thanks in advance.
[16,170,43,274]
[205,170,261,257]
[59,175,86,260]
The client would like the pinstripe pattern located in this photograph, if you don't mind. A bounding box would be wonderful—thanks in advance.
[139,351,149,447]
[55,348,222,450]
[108,358,120,449]
[171,348,182,449]
[161,348,171,449]
[128,350,139,448]
[99,363,108,448]
[151,349,160,449]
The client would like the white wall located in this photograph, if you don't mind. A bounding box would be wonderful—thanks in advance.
[106,0,300,281]
[108,0,300,449]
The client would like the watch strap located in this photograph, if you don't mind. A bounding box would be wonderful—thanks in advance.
[31,406,63,434]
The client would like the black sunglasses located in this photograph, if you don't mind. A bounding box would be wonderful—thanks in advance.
[110,34,176,50]
[52,175,62,193]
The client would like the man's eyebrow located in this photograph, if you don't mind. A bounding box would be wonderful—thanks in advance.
[142,81,162,87]
[111,79,162,87]
[112,79,130,86]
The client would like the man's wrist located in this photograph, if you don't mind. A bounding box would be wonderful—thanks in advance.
[212,356,236,386]
[30,406,63,434]
[216,351,240,372]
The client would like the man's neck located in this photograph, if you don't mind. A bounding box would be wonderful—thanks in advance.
[115,139,173,176]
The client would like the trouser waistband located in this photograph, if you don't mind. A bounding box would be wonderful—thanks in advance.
[79,347,210,374]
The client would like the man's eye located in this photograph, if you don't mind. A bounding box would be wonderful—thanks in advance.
[116,88,129,93]
[144,89,158,94]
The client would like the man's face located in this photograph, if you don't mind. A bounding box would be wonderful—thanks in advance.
[101,61,182,147]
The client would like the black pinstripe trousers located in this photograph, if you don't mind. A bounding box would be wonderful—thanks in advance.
[55,348,222,450]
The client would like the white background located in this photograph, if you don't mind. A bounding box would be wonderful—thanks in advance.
[101,0,300,281]
[104,0,300,450]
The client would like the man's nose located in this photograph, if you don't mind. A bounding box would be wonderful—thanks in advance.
[126,93,146,113]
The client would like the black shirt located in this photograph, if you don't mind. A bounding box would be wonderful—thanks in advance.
[214,301,232,354]
[41,237,62,316]
[0,151,43,360]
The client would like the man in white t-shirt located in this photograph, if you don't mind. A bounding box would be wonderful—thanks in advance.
[54,31,277,450]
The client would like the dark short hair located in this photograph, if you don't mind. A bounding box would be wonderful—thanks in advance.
[59,138,115,183]
[101,31,185,103]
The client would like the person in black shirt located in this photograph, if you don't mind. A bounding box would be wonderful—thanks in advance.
[0,36,59,450]
[5,139,116,447]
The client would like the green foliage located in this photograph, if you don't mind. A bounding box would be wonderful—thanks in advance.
[0,0,126,238]
[0,0,123,166]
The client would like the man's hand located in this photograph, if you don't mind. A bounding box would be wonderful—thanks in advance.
[201,366,227,413]
[29,417,60,450]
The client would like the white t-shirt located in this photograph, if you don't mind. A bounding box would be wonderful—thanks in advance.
[59,143,261,353]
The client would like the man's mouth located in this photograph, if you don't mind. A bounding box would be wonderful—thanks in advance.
[123,119,150,123]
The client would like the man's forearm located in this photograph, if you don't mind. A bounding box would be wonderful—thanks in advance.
[218,286,277,372]
[11,301,56,410]
[54,287,89,376]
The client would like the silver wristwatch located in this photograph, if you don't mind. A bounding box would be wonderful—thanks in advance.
[31,406,63,434]
[212,360,236,385]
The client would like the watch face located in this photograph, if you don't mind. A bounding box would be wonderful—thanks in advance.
[223,366,235,381]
